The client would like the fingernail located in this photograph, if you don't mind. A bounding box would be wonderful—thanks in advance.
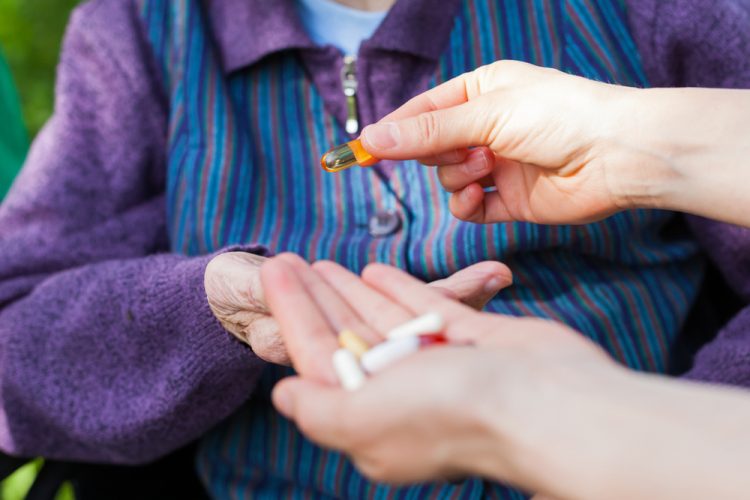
[273,386,293,418]
[459,186,474,203]
[465,150,489,175]
[363,123,399,150]
[483,277,503,294]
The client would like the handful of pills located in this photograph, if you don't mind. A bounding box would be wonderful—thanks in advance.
[332,312,447,391]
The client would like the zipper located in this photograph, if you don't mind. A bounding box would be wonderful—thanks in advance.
[341,55,359,135]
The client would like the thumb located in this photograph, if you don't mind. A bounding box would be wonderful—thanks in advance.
[361,99,495,161]
[272,377,352,450]
[428,261,513,311]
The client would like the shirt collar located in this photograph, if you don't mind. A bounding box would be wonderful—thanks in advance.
[206,0,462,74]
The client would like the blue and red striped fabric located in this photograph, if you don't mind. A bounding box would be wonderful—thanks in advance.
[138,0,702,498]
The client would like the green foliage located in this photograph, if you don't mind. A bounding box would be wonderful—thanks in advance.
[0,0,81,135]
[0,460,75,500]
[0,460,40,499]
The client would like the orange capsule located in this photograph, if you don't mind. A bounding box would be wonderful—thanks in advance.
[320,139,379,173]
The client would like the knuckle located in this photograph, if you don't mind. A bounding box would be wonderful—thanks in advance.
[204,255,229,284]
[453,207,481,224]
[250,334,288,364]
[416,111,441,145]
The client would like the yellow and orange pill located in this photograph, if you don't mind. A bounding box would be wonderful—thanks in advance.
[338,329,370,358]
[321,139,379,173]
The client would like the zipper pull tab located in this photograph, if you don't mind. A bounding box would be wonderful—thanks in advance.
[341,55,359,135]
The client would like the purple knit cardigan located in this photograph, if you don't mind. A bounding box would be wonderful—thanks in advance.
[0,0,749,464]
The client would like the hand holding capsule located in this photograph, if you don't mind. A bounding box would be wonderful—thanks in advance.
[358,60,630,225]
[360,59,750,227]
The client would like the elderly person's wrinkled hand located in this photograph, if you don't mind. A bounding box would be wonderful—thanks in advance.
[204,252,512,367]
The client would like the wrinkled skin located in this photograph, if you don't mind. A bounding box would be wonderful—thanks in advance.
[204,251,512,365]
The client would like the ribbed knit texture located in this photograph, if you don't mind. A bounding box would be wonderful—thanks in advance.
[0,0,747,490]
[0,2,267,463]
[134,0,700,497]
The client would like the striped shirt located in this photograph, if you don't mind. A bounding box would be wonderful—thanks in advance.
[136,0,703,497]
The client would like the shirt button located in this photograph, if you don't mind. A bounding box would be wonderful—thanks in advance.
[368,210,402,238]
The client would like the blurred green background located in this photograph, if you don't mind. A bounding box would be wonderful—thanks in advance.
[0,0,81,136]
[0,3,80,497]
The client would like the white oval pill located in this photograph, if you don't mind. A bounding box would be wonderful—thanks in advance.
[332,348,366,391]
[386,312,445,340]
[361,336,420,374]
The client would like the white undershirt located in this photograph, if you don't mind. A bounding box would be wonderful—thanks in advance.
[295,0,389,56]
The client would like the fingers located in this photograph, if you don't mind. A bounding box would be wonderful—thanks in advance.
[272,377,352,450]
[204,251,269,343]
[449,185,514,224]
[245,316,289,365]
[361,264,477,327]
[311,260,415,336]
[260,257,339,384]
[417,148,470,168]
[360,61,573,164]
[436,147,494,192]
[360,98,494,161]
[276,254,382,345]
[427,261,513,311]
[377,61,536,124]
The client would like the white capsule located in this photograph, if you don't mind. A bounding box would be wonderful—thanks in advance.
[332,348,366,391]
[386,312,445,340]
[361,336,420,374]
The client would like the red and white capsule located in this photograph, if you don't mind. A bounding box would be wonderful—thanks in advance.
[386,312,445,340]
[360,333,447,374]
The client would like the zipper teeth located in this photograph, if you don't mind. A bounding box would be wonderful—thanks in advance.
[341,55,359,134]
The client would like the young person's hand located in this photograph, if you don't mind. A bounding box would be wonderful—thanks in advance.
[360,60,750,227]
[360,60,633,224]
[261,255,613,483]
[262,256,750,500]
[204,252,511,367]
